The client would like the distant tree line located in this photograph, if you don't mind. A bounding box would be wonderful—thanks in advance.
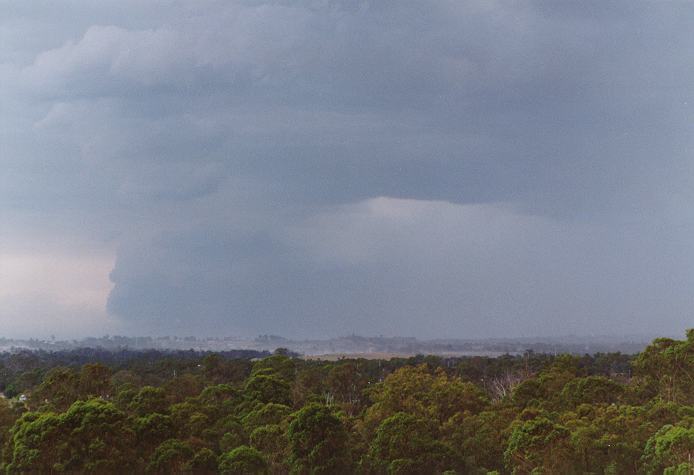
[0,331,692,473]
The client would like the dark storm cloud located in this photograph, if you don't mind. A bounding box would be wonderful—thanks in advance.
[2,1,694,337]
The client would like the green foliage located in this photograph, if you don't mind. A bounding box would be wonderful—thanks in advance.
[129,386,168,416]
[219,445,268,475]
[368,412,458,474]
[164,373,205,403]
[146,438,194,474]
[214,415,247,450]
[6,399,135,473]
[242,403,291,433]
[512,379,543,409]
[5,330,694,474]
[559,375,624,407]
[79,363,112,398]
[203,355,251,385]
[504,415,574,474]
[245,375,292,406]
[664,462,694,475]
[365,365,488,430]
[293,366,328,408]
[199,384,239,405]
[326,362,367,408]
[442,409,514,472]
[186,447,219,474]
[220,430,244,452]
[250,424,289,473]
[287,403,352,474]
[30,366,79,411]
[111,369,142,389]
[3,383,19,399]
[633,336,694,404]
[252,355,296,383]
[643,423,694,474]
[250,424,284,451]
[134,413,175,457]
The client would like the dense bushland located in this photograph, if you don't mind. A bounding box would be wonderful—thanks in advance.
[0,331,693,473]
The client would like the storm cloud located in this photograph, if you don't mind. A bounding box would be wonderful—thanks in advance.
[2,1,694,338]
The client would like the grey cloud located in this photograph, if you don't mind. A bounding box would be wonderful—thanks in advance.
[107,197,694,338]
[3,1,694,337]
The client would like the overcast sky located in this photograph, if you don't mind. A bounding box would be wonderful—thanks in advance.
[1,0,694,339]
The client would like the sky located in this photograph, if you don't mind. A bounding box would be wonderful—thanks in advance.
[1,0,694,339]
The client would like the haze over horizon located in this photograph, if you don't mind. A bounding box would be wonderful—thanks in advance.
[2,1,694,340]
